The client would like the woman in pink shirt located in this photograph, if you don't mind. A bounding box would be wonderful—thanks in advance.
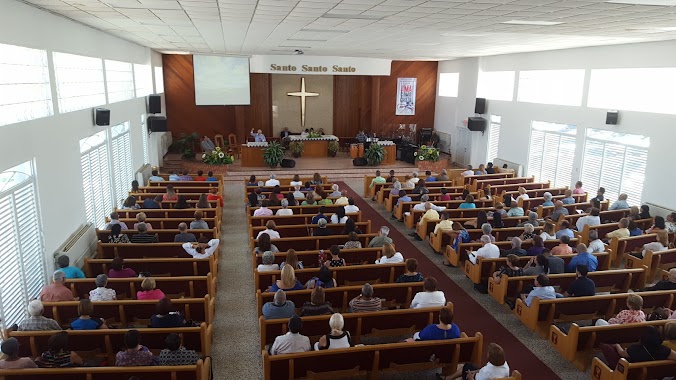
[162,185,178,201]
[108,257,137,278]
[596,294,645,326]
[137,277,165,300]
[573,181,585,195]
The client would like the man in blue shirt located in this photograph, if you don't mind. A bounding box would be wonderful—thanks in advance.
[262,290,296,320]
[148,170,164,182]
[566,244,598,273]
[205,171,218,182]
[168,171,180,181]
[561,189,576,205]
[521,274,557,307]
[391,190,412,220]
[555,220,575,239]
[609,193,630,210]
[178,170,192,181]
[56,255,85,279]
[425,170,436,182]
[311,206,328,224]
[251,129,267,142]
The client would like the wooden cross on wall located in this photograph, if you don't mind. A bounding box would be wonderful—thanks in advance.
[287,77,319,128]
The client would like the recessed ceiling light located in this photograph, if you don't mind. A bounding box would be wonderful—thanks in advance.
[501,20,564,26]
[606,0,676,5]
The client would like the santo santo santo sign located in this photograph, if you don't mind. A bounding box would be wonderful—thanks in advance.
[249,55,392,76]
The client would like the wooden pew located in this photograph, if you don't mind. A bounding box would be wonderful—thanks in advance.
[132,192,215,201]
[259,305,449,350]
[590,357,676,380]
[263,333,483,380]
[626,248,676,284]
[97,228,218,243]
[419,220,542,246]
[114,208,220,219]
[520,193,587,210]
[256,283,424,316]
[464,252,611,285]
[491,181,550,197]
[245,176,328,186]
[383,189,470,210]
[41,296,215,327]
[537,202,592,219]
[250,221,372,239]
[251,234,377,252]
[249,212,362,227]
[513,290,676,337]
[0,359,210,380]
[395,201,494,227]
[608,234,658,268]
[374,181,459,203]
[488,267,644,305]
[254,263,406,291]
[563,209,628,229]
[116,218,219,231]
[253,248,383,269]
[502,187,568,200]
[140,186,222,194]
[473,176,535,192]
[64,275,216,299]
[549,319,672,370]
[429,222,534,253]
[462,172,514,186]
[97,242,216,260]
[576,221,655,246]
[148,180,220,188]
[84,257,216,278]
[248,204,359,217]
[445,238,577,267]
[7,324,212,363]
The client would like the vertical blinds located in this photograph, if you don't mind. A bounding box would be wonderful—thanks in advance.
[527,122,577,188]
[80,130,113,228]
[487,115,501,164]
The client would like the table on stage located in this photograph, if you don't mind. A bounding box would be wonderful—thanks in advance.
[286,135,338,158]
[241,145,266,167]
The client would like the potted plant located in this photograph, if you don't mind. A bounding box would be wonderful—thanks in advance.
[327,140,339,157]
[169,132,199,160]
[415,145,445,172]
[364,144,386,166]
[289,141,304,158]
[263,141,284,168]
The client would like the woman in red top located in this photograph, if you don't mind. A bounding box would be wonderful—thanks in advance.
[194,170,207,181]
[163,185,178,201]
[207,187,224,207]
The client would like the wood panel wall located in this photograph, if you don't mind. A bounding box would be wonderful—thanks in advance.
[164,56,436,140]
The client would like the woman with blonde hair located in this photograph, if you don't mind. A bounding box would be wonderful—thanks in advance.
[376,243,404,264]
[137,277,165,300]
[163,185,177,201]
[133,212,153,230]
[516,187,529,203]
[540,222,556,241]
[314,313,352,350]
[270,265,304,292]
[280,249,304,270]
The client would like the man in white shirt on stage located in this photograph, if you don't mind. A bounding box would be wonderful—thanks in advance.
[251,128,266,142]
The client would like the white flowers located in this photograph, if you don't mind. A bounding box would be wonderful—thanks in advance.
[218,152,225,158]
[202,154,206,159]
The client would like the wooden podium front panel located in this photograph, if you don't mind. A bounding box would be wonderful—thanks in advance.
[241,145,267,167]
[303,140,329,157]
[383,145,396,165]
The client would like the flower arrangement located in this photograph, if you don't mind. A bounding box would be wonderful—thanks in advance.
[415,145,440,162]
[307,131,322,138]
[202,147,234,165]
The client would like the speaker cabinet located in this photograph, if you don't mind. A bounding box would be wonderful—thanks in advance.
[468,117,487,132]
[606,110,619,125]
[353,158,367,166]
[148,94,162,114]
[94,108,110,126]
[474,98,486,114]
[281,159,296,168]
[147,115,167,132]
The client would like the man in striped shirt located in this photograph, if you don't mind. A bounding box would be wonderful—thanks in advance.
[130,223,158,243]
[348,283,382,313]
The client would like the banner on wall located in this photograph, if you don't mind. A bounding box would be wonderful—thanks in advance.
[249,55,391,76]
[396,78,417,116]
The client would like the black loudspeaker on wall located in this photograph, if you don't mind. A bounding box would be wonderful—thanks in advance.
[606,110,619,125]
[147,115,167,132]
[474,98,486,114]
[281,159,296,168]
[148,94,161,114]
[353,158,367,166]
[94,108,110,126]
[467,117,487,132]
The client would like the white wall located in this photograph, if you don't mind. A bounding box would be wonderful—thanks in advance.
[0,0,162,272]
[434,40,676,210]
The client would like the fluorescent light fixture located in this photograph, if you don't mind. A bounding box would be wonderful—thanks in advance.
[301,29,350,33]
[501,20,564,26]
[606,0,676,5]
[158,50,191,54]
[322,13,384,20]
[626,26,676,32]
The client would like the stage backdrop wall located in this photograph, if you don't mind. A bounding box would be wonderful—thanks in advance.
[272,74,333,136]
[163,57,437,141]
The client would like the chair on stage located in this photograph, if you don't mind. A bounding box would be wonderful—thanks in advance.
[227,133,240,158]
[214,134,225,149]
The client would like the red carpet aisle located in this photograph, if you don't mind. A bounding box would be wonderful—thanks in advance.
[335,181,560,379]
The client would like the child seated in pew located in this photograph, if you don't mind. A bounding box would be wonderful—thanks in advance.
[116,330,158,366]
[406,306,460,342]
[0,338,38,369]
[36,331,83,368]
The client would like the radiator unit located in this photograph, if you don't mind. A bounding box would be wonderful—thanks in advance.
[54,223,97,270]
[644,203,674,218]
[493,158,524,177]
[136,163,153,186]
[436,131,452,154]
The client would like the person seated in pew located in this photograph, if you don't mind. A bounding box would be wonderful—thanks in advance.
[193,170,207,182]
[344,232,362,249]
[270,315,312,355]
[137,277,165,301]
[55,255,85,279]
[376,243,404,264]
[389,179,402,197]
[459,195,476,209]
[628,219,643,237]
[349,283,382,313]
[596,294,646,326]
[280,249,304,270]
[397,258,424,283]
[492,254,524,285]
[390,190,412,220]
[163,185,178,202]
[315,313,353,350]
[173,223,196,243]
[265,174,279,187]
[106,211,129,230]
[442,342,510,380]
[257,220,280,239]
[410,172,420,184]
[605,218,631,241]
[315,188,333,206]
[40,270,75,302]
[434,213,454,235]
[305,266,336,290]
[262,290,296,320]
[257,251,280,272]
[518,212,542,228]
[433,169,449,182]
[640,269,676,292]
[330,206,348,224]
[566,244,598,272]
[410,202,440,241]
[474,164,487,176]
[639,205,651,220]
[543,249,564,274]
[328,183,342,197]
[588,230,605,253]
[561,189,575,205]
[463,210,486,230]
[344,198,359,214]
[542,192,554,207]
[526,235,546,257]
[385,169,396,183]
[311,206,328,224]
[301,191,318,206]
[555,220,575,240]
[403,174,415,189]
[36,331,83,368]
[647,216,667,234]
[151,298,186,328]
[290,175,302,187]
[116,329,158,366]
[121,196,141,210]
[197,193,214,209]
[506,197,524,218]
[411,277,446,309]
[182,236,220,259]
[311,172,323,186]
[341,218,362,235]
[285,193,298,207]
[609,193,630,210]
[665,212,676,233]
[412,179,429,196]
[142,195,163,209]
[500,237,528,257]
[424,170,436,182]
[133,212,153,231]
[436,187,450,202]
[519,223,538,242]
[148,170,164,182]
[547,201,570,224]
[130,223,158,244]
[485,162,495,175]
[89,274,116,301]
[254,233,279,255]
[247,190,260,208]
[173,195,191,209]
[562,265,596,297]
[576,207,601,232]
[189,210,209,231]
[109,257,137,278]
[461,165,474,177]
[551,235,574,256]
[369,226,393,248]
[131,180,140,193]
[449,223,472,254]
[253,200,273,216]
[455,189,470,201]
[301,181,313,192]
[606,326,676,366]
[168,171,180,182]
[159,333,200,366]
[270,186,283,203]
[408,306,460,342]
[246,175,258,187]
[334,191,349,206]
[18,300,61,331]
[467,235,500,265]
[0,338,37,369]
[572,180,585,195]
[270,266,304,292]
[521,274,557,307]
[323,245,345,268]
[514,187,529,204]
[628,206,641,221]
[71,299,107,330]
[523,254,550,277]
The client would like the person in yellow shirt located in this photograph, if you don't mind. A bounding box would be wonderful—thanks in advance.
[605,218,630,241]
[433,213,453,235]
[410,202,439,241]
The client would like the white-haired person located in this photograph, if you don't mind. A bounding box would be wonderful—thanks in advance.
[542,192,554,207]
[467,235,500,265]
[328,184,342,197]
[314,313,353,350]
[369,226,393,247]
[89,274,116,301]
[251,128,266,143]
[39,270,75,302]
[257,251,280,272]
[265,174,279,187]
[18,300,61,331]
[275,199,293,216]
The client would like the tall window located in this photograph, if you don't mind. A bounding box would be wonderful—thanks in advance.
[527,121,577,188]
[105,60,135,103]
[134,64,153,97]
[517,69,585,106]
[438,73,459,97]
[0,160,46,329]
[587,68,676,114]
[476,71,515,101]
[487,115,501,164]
[0,43,53,127]
[154,66,164,93]
[141,114,149,164]
[80,130,112,228]
[53,52,106,113]
[581,129,650,205]
[110,122,133,205]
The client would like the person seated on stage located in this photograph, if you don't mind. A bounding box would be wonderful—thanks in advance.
[280,127,291,139]
[334,191,349,205]
[355,130,367,143]
[159,333,200,366]
[200,136,215,152]
[300,128,309,137]
[250,128,266,142]
[411,277,446,308]
[55,255,85,279]
[329,184,342,197]
[314,218,332,236]
[318,128,325,135]
[71,299,108,330]
[269,315,311,355]
[312,173,323,185]
[182,236,220,259]
[349,283,382,313]
[0,338,38,369]
[485,162,495,174]
[407,306,460,342]
[148,170,164,182]
[461,165,474,176]
[265,174,280,187]
[386,170,396,183]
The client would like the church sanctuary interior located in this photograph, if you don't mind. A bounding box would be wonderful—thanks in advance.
[2,0,676,379]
